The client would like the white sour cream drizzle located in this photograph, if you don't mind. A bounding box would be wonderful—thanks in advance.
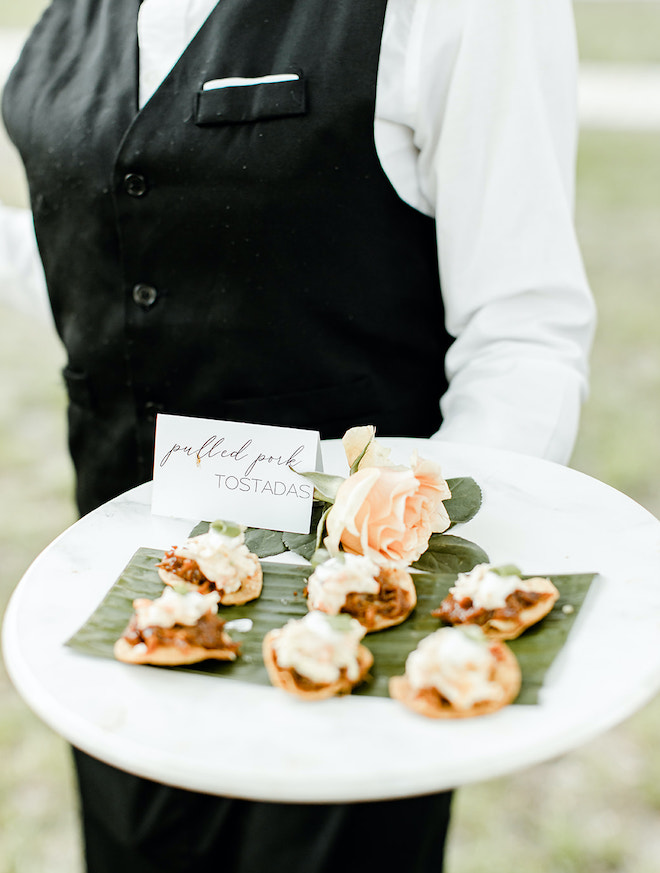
[134,588,220,630]
[406,627,505,711]
[306,554,380,614]
[173,525,257,593]
[273,611,366,684]
[449,564,522,610]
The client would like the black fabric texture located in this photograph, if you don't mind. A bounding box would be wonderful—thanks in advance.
[73,748,452,873]
[2,0,450,515]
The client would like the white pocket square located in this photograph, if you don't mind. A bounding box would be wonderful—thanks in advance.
[202,73,300,91]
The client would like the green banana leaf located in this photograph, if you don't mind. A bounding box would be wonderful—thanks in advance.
[66,546,595,705]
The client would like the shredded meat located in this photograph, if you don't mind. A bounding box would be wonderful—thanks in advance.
[123,613,240,656]
[417,685,454,709]
[342,577,411,625]
[432,589,546,625]
[156,551,217,594]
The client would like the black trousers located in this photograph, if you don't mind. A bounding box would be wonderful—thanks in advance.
[73,748,452,873]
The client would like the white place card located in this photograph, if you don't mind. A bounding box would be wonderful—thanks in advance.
[151,414,322,533]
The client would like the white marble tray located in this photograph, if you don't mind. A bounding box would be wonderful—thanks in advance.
[4,439,660,803]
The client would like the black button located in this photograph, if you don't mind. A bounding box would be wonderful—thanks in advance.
[132,283,158,309]
[124,173,148,197]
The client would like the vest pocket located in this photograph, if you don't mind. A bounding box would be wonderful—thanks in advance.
[194,75,307,125]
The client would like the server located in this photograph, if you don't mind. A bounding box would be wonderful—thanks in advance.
[1,0,595,870]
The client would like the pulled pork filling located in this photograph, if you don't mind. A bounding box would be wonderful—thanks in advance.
[433,588,546,625]
[123,612,240,655]
[157,552,216,594]
[342,576,411,624]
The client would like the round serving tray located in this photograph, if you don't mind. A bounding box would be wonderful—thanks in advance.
[4,439,660,802]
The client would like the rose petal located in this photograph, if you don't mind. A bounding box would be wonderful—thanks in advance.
[324,467,381,555]
[342,425,394,471]
[324,451,453,567]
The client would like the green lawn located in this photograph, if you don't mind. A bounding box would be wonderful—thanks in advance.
[571,130,660,517]
[1,3,660,873]
[0,0,48,28]
[575,1,660,64]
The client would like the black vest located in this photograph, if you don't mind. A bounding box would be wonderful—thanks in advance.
[3,0,451,515]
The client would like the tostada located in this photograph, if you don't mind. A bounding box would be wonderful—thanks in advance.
[306,552,416,632]
[263,611,373,700]
[114,587,241,665]
[157,519,262,605]
[432,563,559,640]
[389,625,521,718]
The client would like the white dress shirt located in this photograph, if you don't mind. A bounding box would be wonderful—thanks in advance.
[0,0,595,464]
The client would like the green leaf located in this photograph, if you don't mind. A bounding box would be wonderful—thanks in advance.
[511,573,596,704]
[188,520,210,537]
[282,501,327,561]
[244,527,286,558]
[412,534,489,574]
[315,504,333,552]
[65,549,166,659]
[296,470,345,504]
[281,532,317,562]
[445,477,482,528]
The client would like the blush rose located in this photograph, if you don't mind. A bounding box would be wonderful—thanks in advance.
[324,451,452,567]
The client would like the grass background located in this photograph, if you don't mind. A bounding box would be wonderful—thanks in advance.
[1,2,660,871]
